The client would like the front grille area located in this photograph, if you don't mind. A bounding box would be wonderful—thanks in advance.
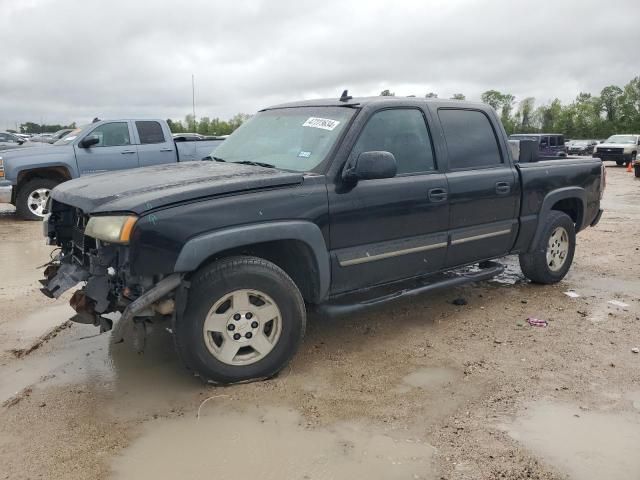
[71,208,96,265]
[598,147,623,155]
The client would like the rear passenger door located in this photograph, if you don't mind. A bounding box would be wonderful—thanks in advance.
[436,108,518,267]
[135,121,176,167]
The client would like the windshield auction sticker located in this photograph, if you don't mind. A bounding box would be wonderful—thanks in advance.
[302,117,340,131]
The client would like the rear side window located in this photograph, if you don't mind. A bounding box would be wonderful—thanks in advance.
[352,109,436,174]
[136,121,165,144]
[550,136,557,147]
[438,109,502,169]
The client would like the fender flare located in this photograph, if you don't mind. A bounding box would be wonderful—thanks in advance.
[528,187,586,252]
[173,220,330,302]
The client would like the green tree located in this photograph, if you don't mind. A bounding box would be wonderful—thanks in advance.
[450,93,465,100]
[379,89,395,96]
[425,92,438,98]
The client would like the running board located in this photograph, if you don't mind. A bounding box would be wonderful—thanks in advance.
[314,261,504,317]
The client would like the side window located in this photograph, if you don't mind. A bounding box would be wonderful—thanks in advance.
[89,122,131,147]
[438,109,502,169]
[352,109,435,174]
[550,136,557,147]
[540,136,548,147]
[136,121,165,144]
[0,133,9,142]
[558,135,565,146]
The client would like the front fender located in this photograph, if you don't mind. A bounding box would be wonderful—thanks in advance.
[173,220,330,302]
[3,148,78,183]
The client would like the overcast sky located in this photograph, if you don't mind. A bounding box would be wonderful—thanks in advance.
[1,0,638,129]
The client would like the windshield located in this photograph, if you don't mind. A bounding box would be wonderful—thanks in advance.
[211,107,355,172]
[573,140,589,146]
[605,135,637,144]
[53,126,86,145]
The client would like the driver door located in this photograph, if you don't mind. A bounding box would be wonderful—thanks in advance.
[328,108,449,294]
[74,121,139,175]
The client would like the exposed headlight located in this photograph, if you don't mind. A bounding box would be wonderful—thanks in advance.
[0,156,4,179]
[85,215,137,244]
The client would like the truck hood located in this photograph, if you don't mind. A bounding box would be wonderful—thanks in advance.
[0,144,61,161]
[595,142,634,149]
[51,161,305,214]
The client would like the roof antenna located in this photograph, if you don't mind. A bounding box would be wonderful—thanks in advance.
[339,89,352,102]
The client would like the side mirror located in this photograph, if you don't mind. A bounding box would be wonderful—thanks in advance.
[345,151,397,182]
[79,135,100,148]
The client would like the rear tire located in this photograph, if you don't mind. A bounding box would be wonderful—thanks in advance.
[174,256,306,384]
[616,160,624,166]
[635,165,640,178]
[16,178,59,220]
[519,211,576,284]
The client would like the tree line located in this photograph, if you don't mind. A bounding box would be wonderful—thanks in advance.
[167,113,252,136]
[380,76,640,139]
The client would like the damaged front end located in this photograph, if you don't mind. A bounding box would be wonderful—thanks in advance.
[41,201,182,337]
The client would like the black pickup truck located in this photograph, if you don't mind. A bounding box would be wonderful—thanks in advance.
[40,95,605,384]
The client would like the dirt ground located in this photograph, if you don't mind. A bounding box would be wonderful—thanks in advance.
[0,164,638,480]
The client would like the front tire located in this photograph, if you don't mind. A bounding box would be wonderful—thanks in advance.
[174,256,306,384]
[15,178,59,220]
[519,211,576,284]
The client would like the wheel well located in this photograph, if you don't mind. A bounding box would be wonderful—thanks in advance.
[17,167,71,189]
[194,240,321,304]
[551,198,583,229]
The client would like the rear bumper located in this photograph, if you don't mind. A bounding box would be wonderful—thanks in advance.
[0,181,12,204]
[590,208,604,227]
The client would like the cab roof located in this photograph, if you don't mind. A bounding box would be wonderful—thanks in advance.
[262,96,489,111]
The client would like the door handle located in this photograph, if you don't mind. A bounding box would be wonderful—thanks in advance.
[428,188,448,202]
[159,148,173,152]
[495,182,511,194]
[121,150,136,154]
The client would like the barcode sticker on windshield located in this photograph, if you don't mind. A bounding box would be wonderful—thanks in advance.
[302,117,340,131]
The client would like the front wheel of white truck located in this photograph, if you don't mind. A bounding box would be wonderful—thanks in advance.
[174,256,306,384]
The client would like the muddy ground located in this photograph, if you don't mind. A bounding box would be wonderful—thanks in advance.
[0,164,638,480]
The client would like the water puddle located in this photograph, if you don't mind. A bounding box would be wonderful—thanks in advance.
[507,401,640,480]
[1,304,74,354]
[111,405,436,480]
[402,367,461,390]
[1,319,200,413]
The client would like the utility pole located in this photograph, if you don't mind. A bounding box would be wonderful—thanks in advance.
[192,74,196,130]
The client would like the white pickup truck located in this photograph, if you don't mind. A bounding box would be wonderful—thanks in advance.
[592,134,640,167]
[0,119,224,219]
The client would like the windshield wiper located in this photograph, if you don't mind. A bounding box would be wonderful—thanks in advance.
[232,160,276,169]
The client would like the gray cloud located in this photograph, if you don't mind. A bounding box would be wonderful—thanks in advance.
[1,0,638,128]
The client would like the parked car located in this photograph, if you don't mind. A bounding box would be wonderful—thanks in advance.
[0,119,224,219]
[592,134,640,166]
[39,95,605,384]
[30,133,55,143]
[0,132,29,150]
[567,139,599,156]
[508,133,567,159]
[46,129,74,144]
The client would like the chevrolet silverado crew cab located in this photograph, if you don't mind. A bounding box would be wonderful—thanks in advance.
[592,134,640,166]
[40,95,605,384]
[0,119,223,220]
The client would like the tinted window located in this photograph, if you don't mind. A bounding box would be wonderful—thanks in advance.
[438,109,502,169]
[352,109,435,174]
[550,136,557,147]
[136,121,165,144]
[0,133,9,142]
[89,122,131,147]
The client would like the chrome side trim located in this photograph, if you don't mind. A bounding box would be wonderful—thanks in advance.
[339,242,447,267]
[450,228,512,245]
